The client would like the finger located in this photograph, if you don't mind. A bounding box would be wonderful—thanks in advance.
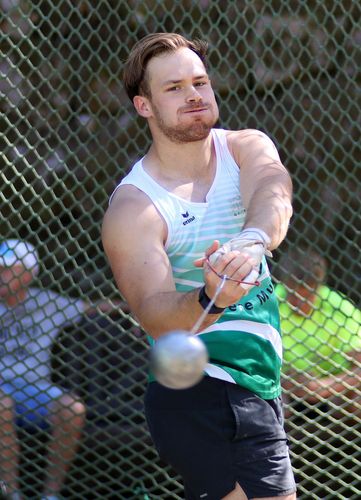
[216,251,253,275]
[227,260,253,282]
[205,240,220,258]
[238,268,259,291]
[193,240,220,267]
[193,257,205,267]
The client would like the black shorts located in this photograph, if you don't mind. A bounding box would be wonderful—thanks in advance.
[145,377,296,499]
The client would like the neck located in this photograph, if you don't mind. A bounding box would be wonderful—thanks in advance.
[146,133,214,181]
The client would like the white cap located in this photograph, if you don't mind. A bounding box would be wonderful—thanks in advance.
[0,239,39,276]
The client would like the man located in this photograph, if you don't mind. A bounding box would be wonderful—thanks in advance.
[0,239,121,500]
[276,247,360,416]
[276,247,360,496]
[102,33,295,499]
[0,239,87,500]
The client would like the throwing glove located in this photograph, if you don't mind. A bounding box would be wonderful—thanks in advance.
[208,228,272,290]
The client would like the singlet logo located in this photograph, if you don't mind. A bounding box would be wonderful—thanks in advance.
[182,211,196,225]
[230,196,245,217]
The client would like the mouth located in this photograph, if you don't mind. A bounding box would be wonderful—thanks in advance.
[183,106,209,114]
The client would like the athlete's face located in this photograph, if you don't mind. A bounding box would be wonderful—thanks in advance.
[135,48,219,143]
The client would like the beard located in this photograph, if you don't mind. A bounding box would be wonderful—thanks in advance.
[152,102,218,144]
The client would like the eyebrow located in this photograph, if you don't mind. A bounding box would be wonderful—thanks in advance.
[162,75,208,87]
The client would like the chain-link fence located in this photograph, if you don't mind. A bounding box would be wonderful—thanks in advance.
[0,1,360,499]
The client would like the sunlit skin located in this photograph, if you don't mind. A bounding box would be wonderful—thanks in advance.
[134,47,219,146]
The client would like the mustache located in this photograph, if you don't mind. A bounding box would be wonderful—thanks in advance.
[179,103,210,112]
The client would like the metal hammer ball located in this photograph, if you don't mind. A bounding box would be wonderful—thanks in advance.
[150,330,209,390]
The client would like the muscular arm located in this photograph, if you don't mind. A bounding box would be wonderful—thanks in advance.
[228,130,293,250]
[102,186,225,339]
[102,131,292,337]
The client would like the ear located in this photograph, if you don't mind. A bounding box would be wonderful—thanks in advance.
[133,95,152,118]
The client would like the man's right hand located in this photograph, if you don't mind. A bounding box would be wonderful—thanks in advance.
[194,241,256,308]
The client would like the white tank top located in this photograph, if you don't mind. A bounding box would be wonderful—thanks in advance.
[110,128,282,399]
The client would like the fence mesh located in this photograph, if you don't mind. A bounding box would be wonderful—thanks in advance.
[0,1,360,499]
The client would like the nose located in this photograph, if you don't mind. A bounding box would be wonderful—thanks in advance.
[186,86,202,102]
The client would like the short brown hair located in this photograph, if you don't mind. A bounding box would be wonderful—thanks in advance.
[123,32,208,102]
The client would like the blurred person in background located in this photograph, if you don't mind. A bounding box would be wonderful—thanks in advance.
[0,239,122,500]
[276,247,360,494]
[276,247,360,416]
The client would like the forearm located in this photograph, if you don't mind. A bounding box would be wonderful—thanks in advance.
[136,288,221,339]
[243,172,293,250]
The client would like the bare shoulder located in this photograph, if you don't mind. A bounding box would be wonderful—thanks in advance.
[104,183,154,215]
[224,128,276,145]
[102,184,167,267]
[102,184,165,242]
[101,184,170,312]
[224,129,280,165]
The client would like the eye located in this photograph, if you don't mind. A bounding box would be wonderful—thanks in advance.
[167,85,181,92]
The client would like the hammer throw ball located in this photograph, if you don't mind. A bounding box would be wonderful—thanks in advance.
[150,330,208,390]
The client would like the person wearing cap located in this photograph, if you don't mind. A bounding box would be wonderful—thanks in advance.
[0,239,124,500]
